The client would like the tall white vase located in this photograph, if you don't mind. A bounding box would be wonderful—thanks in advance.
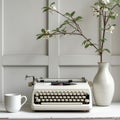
[93,62,115,106]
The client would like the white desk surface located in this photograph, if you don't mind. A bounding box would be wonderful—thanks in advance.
[0,103,120,119]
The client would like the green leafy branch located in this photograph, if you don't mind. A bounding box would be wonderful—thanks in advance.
[37,0,120,62]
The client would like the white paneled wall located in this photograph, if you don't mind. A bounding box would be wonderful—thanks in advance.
[0,0,2,102]
[0,0,48,103]
[0,0,120,104]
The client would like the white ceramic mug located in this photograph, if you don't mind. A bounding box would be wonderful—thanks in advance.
[4,93,27,113]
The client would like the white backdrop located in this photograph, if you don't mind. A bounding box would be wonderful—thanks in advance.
[0,0,120,103]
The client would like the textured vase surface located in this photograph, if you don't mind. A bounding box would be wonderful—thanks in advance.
[93,62,115,106]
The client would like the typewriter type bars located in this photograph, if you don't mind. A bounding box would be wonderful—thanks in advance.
[30,78,92,111]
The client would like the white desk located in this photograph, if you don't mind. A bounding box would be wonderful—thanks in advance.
[0,103,120,120]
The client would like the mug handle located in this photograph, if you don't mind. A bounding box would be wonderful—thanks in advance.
[21,96,27,107]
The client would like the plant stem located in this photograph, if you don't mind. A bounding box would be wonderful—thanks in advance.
[100,53,102,63]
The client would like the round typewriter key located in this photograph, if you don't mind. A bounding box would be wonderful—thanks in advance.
[54,92,58,96]
[82,96,86,99]
[75,96,78,99]
[43,92,47,95]
[73,99,76,102]
[85,99,89,103]
[44,96,47,99]
[81,99,84,102]
[71,96,74,99]
[48,96,51,99]
[57,93,60,96]
[81,91,85,95]
[52,96,55,99]
[36,98,41,102]
[35,96,38,99]
[59,96,62,99]
[40,96,43,98]
[39,92,42,96]
[35,92,39,96]
[67,96,70,99]
[65,99,68,102]
[79,96,82,98]
[55,96,58,99]
[63,96,66,99]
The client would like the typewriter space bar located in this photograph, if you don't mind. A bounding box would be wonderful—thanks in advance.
[41,102,83,105]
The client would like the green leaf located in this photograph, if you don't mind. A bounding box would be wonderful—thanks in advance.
[82,39,91,48]
[36,34,44,39]
[109,15,116,19]
[112,24,116,26]
[50,2,55,6]
[42,7,50,12]
[59,22,67,28]
[71,11,76,17]
[41,29,46,33]
[63,20,70,25]
[103,49,110,53]
[65,12,71,17]
[55,27,60,32]
[85,44,90,48]
[82,41,86,45]
[95,49,102,53]
[75,16,83,21]
[94,2,100,6]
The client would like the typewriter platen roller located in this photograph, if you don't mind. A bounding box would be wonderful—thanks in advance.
[26,76,92,111]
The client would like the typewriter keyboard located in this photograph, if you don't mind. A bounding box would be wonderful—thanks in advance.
[34,90,90,105]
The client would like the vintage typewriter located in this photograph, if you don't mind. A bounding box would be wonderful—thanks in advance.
[26,75,92,111]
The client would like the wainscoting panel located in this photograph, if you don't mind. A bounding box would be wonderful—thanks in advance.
[3,66,47,103]
[4,0,47,55]
[59,0,98,55]
[111,8,120,55]
[60,66,97,80]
